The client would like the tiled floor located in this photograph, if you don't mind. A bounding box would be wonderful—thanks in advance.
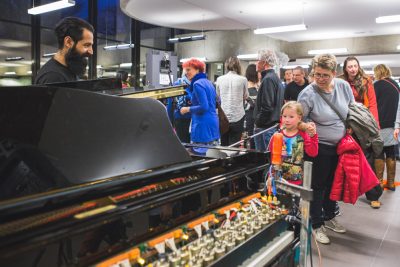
[307,164,400,267]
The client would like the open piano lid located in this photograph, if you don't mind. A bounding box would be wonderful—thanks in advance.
[0,86,191,186]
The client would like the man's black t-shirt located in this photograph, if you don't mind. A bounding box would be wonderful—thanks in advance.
[284,79,309,101]
[34,58,77,85]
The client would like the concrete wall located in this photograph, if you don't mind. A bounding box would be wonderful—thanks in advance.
[176,29,285,63]
[283,34,400,60]
[176,31,400,76]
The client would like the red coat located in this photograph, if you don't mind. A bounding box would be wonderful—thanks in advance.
[330,135,379,204]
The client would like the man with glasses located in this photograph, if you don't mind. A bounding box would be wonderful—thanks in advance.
[284,66,309,101]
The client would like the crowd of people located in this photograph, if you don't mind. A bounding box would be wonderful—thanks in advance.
[167,50,399,245]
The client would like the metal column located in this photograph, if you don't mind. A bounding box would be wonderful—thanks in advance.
[31,0,41,84]
[299,161,312,267]
[131,19,141,88]
[88,0,98,79]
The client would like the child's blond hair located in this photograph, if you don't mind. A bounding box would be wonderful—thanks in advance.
[281,101,303,117]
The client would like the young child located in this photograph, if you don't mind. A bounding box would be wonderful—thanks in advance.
[269,101,318,185]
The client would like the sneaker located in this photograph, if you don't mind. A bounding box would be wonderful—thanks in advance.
[313,226,330,244]
[370,201,381,209]
[325,218,346,233]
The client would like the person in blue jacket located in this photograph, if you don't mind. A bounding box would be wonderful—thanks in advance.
[180,58,220,146]
[166,73,192,143]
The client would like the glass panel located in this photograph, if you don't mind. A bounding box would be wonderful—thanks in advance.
[0,0,32,24]
[97,0,132,79]
[0,21,32,86]
[40,0,89,29]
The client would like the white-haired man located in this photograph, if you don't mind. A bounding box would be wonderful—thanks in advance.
[253,50,284,151]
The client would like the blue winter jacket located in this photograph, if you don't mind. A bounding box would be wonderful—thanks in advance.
[189,73,220,143]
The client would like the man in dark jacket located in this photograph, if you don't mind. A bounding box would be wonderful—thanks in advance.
[253,49,284,151]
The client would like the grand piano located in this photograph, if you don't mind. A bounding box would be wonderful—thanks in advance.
[0,84,299,267]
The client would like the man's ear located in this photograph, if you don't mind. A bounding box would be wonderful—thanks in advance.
[64,36,74,49]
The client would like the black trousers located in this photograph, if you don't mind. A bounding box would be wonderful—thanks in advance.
[221,116,245,146]
[174,118,191,143]
[376,145,396,159]
[305,144,338,229]
[245,110,255,149]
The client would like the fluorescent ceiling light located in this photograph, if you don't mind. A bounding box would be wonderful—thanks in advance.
[282,65,310,69]
[103,43,134,50]
[376,15,400,24]
[120,63,132,67]
[43,52,56,58]
[28,0,75,15]
[254,24,307,34]
[180,57,207,63]
[237,54,258,60]
[365,70,374,75]
[27,71,32,74]
[4,72,17,75]
[5,56,24,61]
[308,48,348,55]
[168,34,206,43]
[340,61,375,67]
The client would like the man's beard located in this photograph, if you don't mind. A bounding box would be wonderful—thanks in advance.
[65,45,89,77]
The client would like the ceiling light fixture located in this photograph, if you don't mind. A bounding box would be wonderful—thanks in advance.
[282,65,310,69]
[254,24,307,34]
[397,45,400,50]
[103,43,134,50]
[120,62,132,68]
[179,57,207,63]
[28,0,75,15]
[237,54,258,60]
[5,56,24,61]
[43,52,56,58]
[4,72,17,75]
[168,34,206,43]
[376,15,400,24]
[308,48,348,55]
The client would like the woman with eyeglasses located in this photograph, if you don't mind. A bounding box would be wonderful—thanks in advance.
[298,54,354,245]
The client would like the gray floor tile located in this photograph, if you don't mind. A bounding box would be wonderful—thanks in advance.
[370,239,400,267]
[306,162,400,267]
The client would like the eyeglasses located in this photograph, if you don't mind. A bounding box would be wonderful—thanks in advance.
[314,73,332,79]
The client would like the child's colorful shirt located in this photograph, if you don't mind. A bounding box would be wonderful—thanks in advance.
[270,130,318,185]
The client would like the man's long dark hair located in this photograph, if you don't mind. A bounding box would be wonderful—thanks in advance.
[55,17,94,49]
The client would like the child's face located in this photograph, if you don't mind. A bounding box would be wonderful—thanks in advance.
[282,108,302,131]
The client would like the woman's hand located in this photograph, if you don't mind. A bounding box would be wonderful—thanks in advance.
[394,128,399,140]
[180,107,190,115]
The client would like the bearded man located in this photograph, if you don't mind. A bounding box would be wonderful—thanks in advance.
[35,17,94,84]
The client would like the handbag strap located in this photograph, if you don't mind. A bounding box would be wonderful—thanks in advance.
[383,78,400,94]
[312,84,347,126]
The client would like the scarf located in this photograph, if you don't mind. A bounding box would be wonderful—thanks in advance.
[189,72,207,92]
[352,73,367,98]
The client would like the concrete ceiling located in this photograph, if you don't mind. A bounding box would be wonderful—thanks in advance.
[121,0,400,42]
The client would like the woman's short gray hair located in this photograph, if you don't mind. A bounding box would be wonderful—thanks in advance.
[258,49,278,67]
[311,54,337,72]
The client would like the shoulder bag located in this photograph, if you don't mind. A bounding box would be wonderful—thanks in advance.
[216,101,229,135]
[312,84,383,155]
